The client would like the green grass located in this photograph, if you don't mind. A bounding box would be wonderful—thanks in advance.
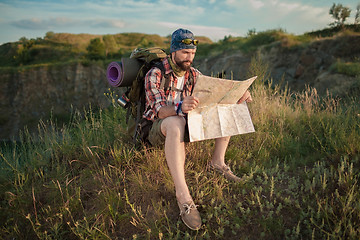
[1,59,360,239]
[305,24,360,38]
[330,60,360,77]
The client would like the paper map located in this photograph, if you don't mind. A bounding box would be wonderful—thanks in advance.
[188,75,257,142]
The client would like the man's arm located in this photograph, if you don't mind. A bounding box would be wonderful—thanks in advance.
[158,96,199,119]
[145,66,200,120]
[144,68,167,120]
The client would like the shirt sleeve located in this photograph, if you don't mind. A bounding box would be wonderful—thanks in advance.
[144,67,167,119]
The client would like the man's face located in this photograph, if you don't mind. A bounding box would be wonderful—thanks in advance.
[172,48,196,71]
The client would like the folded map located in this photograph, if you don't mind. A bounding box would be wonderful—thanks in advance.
[188,75,257,142]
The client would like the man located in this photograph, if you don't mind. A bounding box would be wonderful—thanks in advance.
[144,28,252,230]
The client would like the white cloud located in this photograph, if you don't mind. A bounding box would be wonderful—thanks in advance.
[250,0,265,9]
[158,22,239,40]
[277,2,299,11]
[10,17,126,30]
[224,0,242,8]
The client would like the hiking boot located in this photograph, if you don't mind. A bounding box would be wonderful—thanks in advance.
[177,200,201,230]
[210,163,242,182]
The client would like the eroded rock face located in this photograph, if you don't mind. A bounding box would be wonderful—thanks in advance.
[0,62,110,140]
[259,35,360,92]
[196,50,251,80]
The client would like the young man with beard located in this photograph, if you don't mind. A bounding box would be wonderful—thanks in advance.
[143,28,252,230]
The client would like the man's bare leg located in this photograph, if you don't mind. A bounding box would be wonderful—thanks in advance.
[211,136,231,167]
[161,116,192,203]
[161,117,201,230]
[210,136,241,182]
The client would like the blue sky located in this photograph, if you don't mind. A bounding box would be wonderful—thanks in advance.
[0,0,358,44]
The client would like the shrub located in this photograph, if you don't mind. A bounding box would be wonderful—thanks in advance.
[86,38,106,60]
[330,60,360,77]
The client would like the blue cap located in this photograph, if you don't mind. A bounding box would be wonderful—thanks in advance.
[170,28,197,53]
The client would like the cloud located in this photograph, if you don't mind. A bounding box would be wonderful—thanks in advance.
[273,1,303,13]
[10,17,126,30]
[269,1,330,26]
[90,19,126,29]
[10,18,76,30]
[250,0,265,9]
[158,22,239,40]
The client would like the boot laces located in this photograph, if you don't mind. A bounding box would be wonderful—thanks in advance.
[182,203,198,215]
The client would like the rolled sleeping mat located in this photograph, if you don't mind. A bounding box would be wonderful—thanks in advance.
[106,61,122,87]
[106,58,143,87]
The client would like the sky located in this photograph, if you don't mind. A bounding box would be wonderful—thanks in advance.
[0,0,359,45]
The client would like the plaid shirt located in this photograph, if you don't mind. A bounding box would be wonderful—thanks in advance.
[144,57,200,121]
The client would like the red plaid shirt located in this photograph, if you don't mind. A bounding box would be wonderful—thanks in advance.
[144,57,200,121]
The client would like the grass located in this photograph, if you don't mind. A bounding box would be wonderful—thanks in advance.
[330,59,360,77]
[305,24,360,38]
[1,58,360,239]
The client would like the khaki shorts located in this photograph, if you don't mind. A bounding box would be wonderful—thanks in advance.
[148,117,190,147]
[148,118,166,147]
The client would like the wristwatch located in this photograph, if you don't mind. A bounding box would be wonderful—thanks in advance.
[175,101,186,117]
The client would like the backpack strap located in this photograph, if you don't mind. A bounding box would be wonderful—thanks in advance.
[186,68,196,95]
[133,98,143,143]
[152,61,171,91]
[158,65,196,95]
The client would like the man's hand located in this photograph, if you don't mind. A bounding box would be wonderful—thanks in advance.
[237,90,253,104]
[182,96,199,113]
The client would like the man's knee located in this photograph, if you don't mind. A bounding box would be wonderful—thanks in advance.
[161,116,186,137]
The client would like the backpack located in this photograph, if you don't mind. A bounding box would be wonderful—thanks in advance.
[126,47,168,144]
[106,47,195,145]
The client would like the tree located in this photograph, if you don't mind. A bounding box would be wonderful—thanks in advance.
[14,37,35,64]
[247,28,257,37]
[329,3,351,27]
[45,31,55,40]
[86,38,105,60]
[355,3,360,24]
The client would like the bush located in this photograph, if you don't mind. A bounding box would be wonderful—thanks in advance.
[330,60,360,77]
[86,38,106,60]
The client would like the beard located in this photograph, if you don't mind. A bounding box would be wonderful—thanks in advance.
[176,60,192,71]
[173,54,192,71]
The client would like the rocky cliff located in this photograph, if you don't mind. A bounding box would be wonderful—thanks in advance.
[0,62,109,140]
[1,34,359,140]
[260,34,360,96]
